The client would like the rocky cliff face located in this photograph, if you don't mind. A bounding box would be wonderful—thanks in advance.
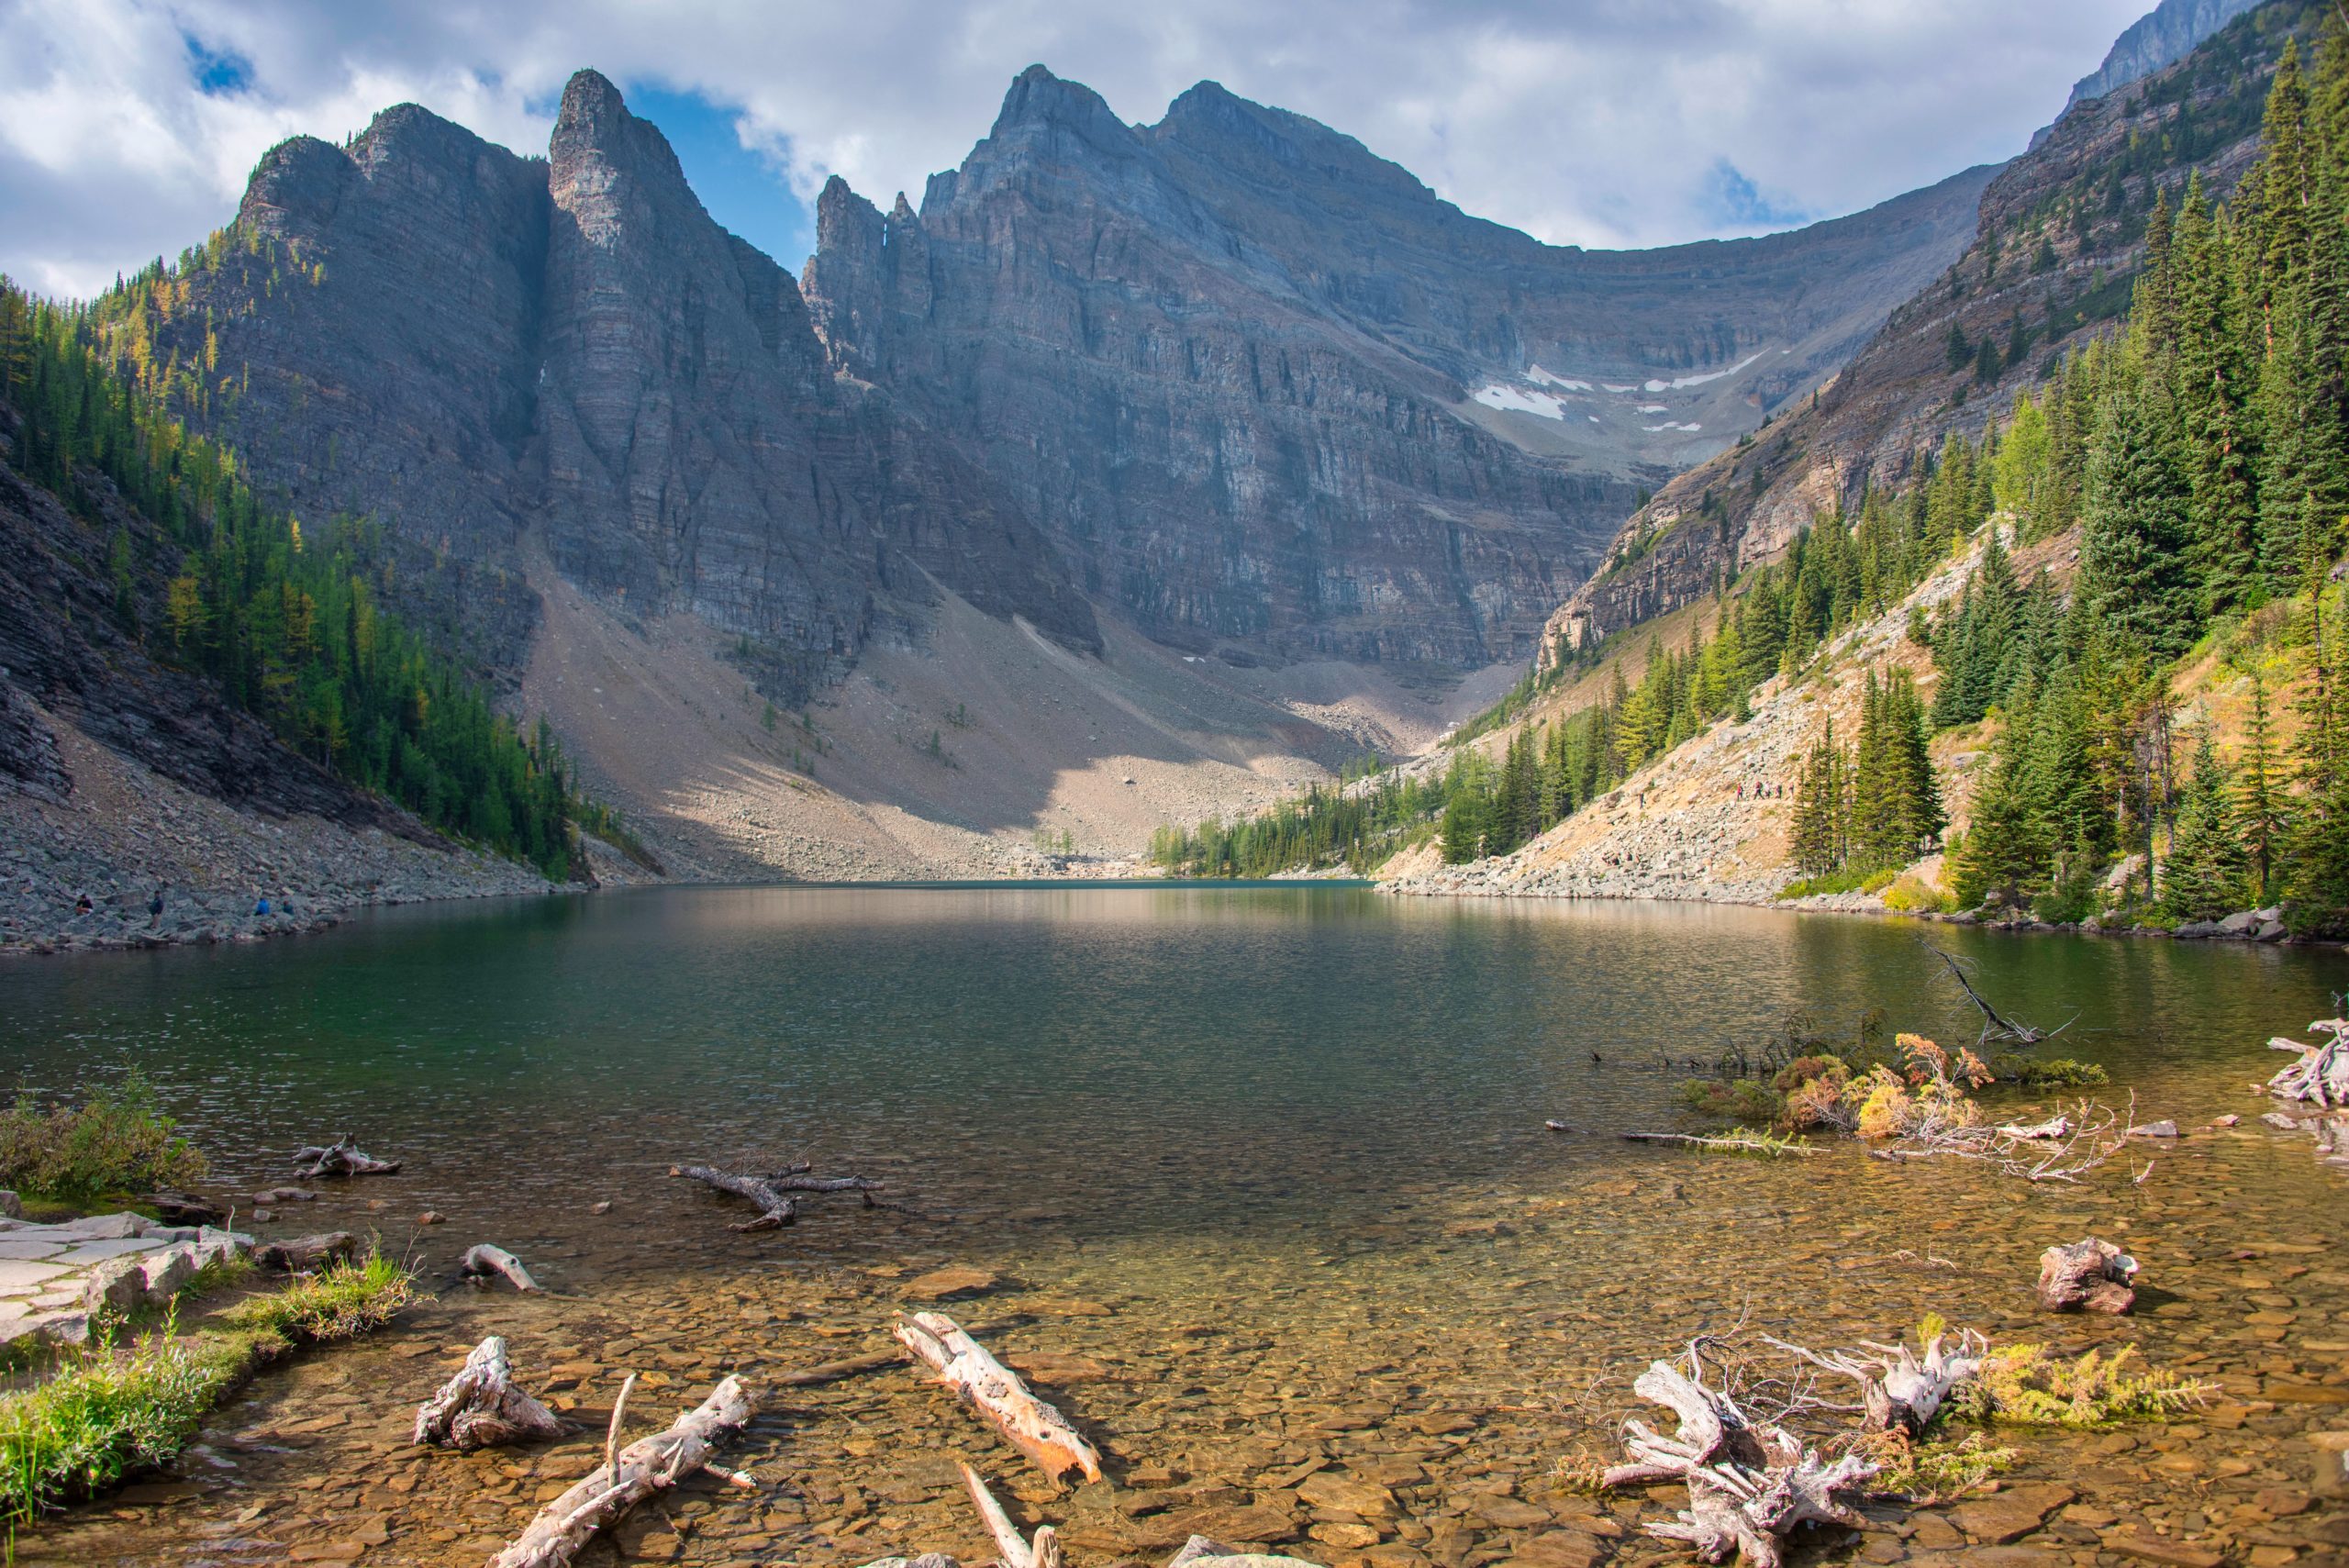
[126,62,1989,695]
[799,66,1991,669]
[1541,0,2306,663]
[145,71,1097,695]
[2061,0,2263,120]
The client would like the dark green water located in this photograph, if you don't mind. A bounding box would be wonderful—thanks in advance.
[0,886,2333,1261]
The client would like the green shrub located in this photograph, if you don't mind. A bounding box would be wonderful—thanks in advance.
[220,1252,416,1343]
[1988,1054,2109,1089]
[1949,1343,2212,1429]
[1860,1430,2021,1502]
[2032,858,2100,925]
[0,1074,206,1202]
[1882,873,1954,914]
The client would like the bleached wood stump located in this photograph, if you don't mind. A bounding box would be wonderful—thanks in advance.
[1604,1359,1875,1568]
[2270,1020,2349,1106]
[415,1336,563,1451]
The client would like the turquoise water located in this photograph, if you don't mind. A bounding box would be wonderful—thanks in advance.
[0,886,2332,1258]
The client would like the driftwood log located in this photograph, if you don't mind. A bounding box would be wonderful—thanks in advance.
[1604,1358,1876,1568]
[416,1336,564,1451]
[895,1311,1104,1484]
[962,1462,1063,1568]
[670,1162,882,1232]
[2269,1019,2349,1107]
[2036,1237,2138,1314]
[488,1375,756,1568]
[293,1135,401,1178]
[1765,1328,1987,1436]
[460,1244,541,1293]
[256,1231,357,1273]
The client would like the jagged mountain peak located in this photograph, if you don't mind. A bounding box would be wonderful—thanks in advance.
[1153,77,1433,206]
[988,61,1133,143]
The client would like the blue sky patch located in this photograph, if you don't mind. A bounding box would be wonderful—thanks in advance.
[625,83,816,268]
[183,32,253,96]
[1700,159,1816,234]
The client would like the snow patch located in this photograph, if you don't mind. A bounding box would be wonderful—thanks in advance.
[1636,404,1669,414]
[1473,384,1567,420]
[1641,350,1767,394]
[1526,365,1593,391]
[1642,421,1705,433]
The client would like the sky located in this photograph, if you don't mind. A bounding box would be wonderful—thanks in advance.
[0,0,2155,301]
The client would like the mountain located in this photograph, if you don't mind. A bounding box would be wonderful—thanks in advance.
[2057,0,2265,124]
[25,64,1995,880]
[801,66,1992,667]
[1543,0,2310,661]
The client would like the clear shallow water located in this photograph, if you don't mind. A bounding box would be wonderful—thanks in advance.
[4,889,2346,1567]
[0,886,2332,1251]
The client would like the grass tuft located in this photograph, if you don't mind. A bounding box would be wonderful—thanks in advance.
[219,1252,417,1344]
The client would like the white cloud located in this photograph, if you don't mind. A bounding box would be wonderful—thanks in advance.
[2,0,2150,299]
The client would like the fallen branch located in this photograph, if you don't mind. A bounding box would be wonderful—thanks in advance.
[963,1462,1063,1568]
[1924,942,2073,1047]
[460,1244,541,1293]
[894,1311,1103,1484]
[293,1134,401,1177]
[489,1375,754,1568]
[415,1336,564,1451]
[1603,1354,1875,1568]
[670,1162,882,1232]
[2035,1237,2137,1314]
[1623,1131,1819,1157]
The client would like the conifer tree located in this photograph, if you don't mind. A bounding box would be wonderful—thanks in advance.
[2162,732,2249,920]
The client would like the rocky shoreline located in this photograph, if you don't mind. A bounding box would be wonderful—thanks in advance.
[0,711,631,960]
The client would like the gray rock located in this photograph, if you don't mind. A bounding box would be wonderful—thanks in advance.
[139,1242,199,1300]
[2219,910,2261,935]
[0,1190,19,1220]
[78,1255,147,1316]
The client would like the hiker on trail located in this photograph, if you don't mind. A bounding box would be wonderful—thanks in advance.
[149,885,165,929]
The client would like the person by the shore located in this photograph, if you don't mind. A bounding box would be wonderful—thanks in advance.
[148,885,165,929]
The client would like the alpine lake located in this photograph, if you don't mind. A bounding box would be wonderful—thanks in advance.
[1,885,2343,1568]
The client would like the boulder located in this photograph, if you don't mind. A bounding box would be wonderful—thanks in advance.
[2038,1236,2138,1314]
[0,1190,19,1220]
[139,1241,200,1300]
[80,1254,149,1316]
[2219,910,2261,935]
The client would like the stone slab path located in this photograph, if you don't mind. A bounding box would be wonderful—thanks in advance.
[0,1199,251,1351]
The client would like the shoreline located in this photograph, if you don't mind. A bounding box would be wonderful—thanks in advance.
[1376,870,2343,947]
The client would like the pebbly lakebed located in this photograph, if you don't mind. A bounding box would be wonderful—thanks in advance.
[1,884,2343,1567]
